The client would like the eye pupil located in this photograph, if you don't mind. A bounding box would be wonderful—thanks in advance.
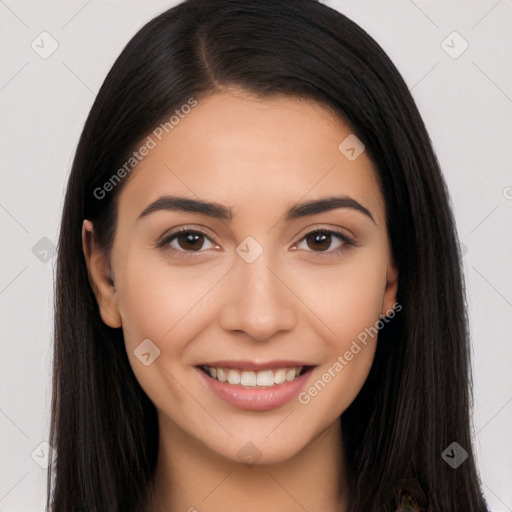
[179,232,203,251]
[307,231,331,251]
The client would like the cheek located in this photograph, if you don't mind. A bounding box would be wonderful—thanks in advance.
[294,251,387,343]
[114,253,218,412]
[297,342,376,433]
[114,251,233,410]
[292,252,386,417]
[115,251,224,348]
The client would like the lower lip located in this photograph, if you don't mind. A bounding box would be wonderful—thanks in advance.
[196,367,314,411]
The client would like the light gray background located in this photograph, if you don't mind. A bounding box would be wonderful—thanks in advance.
[0,1,511,510]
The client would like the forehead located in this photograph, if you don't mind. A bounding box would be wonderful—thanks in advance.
[116,89,385,225]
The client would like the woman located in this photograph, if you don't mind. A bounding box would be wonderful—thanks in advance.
[47,0,490,510]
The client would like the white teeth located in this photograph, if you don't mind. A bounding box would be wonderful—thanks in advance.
[241,371,257,387]
[256,370,274,387]
[204,366,304,387]
[227,369,241,385]
[274,369,286,385]
[285,369,296,382]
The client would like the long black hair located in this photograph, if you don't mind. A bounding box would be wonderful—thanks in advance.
[48,1,490,510]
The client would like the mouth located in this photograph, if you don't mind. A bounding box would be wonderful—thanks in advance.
[198,364,311,388]
[195,362,316,411]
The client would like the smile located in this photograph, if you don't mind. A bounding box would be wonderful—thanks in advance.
[199,365,305,387]
[196,362,315,411]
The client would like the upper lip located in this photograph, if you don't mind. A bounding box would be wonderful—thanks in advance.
[197,360,313,371]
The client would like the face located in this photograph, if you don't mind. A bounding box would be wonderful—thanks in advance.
[83,88,398,466]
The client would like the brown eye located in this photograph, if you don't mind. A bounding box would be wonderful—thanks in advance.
[295,229,355,256]
[157,229,218,258]
[305,231,333,251]
[175,231,206,251]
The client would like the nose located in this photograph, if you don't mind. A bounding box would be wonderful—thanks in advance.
[219,252,297,342]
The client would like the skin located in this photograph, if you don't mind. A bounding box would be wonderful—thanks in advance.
[82,88,398,511]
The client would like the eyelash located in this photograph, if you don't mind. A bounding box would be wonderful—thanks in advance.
[156,227,356,260]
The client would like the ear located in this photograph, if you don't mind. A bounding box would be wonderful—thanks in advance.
[380,263,399,317]
[81,219,122,328]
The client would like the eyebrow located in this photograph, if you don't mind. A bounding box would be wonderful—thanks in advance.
[137,195,375,223]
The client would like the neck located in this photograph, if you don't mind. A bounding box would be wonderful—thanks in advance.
[148,417,347,512]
